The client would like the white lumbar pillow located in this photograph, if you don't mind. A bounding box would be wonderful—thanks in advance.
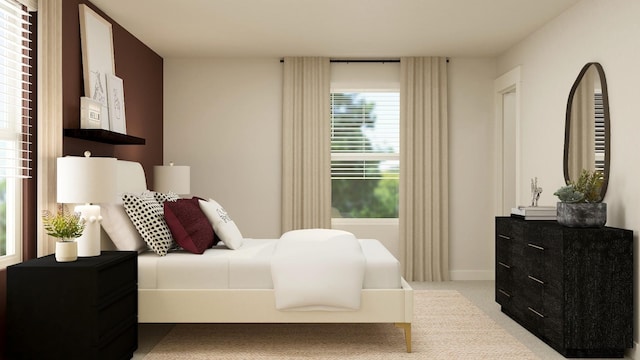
[198,199,244,250]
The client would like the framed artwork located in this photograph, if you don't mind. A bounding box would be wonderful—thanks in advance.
[107,74,127,134]
[79,4,115,130]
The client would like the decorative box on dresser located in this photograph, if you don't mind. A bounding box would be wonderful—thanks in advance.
[495,216,633,358]
[6,251,138,360]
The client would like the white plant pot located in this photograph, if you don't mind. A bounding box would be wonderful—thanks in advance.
[55,240,78,262]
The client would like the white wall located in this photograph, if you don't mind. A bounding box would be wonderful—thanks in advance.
[163,58,283,238]
[447,58,497,280]
[496,0,640,353]
[163,57,496,280]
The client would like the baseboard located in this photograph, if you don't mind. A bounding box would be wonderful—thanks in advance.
[449,270,494,281]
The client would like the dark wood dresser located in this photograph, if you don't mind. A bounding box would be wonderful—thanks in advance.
[495,216,633,358]
[6,251,138,360]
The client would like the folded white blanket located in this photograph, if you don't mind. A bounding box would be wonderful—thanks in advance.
[271,229,366,311]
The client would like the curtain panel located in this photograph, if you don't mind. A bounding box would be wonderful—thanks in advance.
[400,57,449,281]
[37,0,63,256]
[281,57,331,232]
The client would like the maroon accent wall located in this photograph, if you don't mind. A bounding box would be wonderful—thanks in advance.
[61,0,163,188]
[1,2,163,357]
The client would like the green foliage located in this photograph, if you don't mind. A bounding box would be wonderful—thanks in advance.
[554,169,604,203]
[42,207,85,240]
[332,177,399,218]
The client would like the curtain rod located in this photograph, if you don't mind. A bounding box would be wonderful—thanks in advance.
[279,58,449,63]
[279,59,399,63]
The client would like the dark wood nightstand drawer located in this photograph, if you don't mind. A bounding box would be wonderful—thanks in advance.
[96,321,138,360]
[97,289,138,341]
[96,252,137,304]
[7,251,138,360]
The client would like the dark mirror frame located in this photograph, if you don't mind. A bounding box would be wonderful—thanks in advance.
[563,62,610,199]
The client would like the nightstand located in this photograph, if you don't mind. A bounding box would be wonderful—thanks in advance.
[6,251,138,360]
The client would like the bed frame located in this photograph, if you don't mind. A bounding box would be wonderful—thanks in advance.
[104,160,414,352]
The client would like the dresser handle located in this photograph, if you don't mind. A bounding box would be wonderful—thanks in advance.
[527,243,545,251]
[528,307,545,318]
[498,289,511,298]
[498,262,511,269]
[528,275,545,285]
[498,234,510,240]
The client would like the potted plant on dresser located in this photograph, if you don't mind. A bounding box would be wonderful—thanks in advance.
[553,169,606,227]
[42,206,85,262]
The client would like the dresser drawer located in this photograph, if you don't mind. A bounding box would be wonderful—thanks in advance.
[523,241,546,278]
[495,287,512,305]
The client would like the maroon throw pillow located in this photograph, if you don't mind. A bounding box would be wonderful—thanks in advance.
[164,198,215,254]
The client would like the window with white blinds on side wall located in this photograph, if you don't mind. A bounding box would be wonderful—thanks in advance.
[0,0,32,179]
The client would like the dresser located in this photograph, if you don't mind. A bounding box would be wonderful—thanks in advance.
[6,251,138,360]
[495,217,633,358]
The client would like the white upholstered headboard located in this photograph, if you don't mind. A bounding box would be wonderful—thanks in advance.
[114,160,147,196]
[100,160,147,250]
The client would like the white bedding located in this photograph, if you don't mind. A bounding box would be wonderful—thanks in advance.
[138,238,401,290]
[271,229,365,311]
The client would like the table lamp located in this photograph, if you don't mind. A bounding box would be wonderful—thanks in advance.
[153,162,190,195]
[57,151,117,257]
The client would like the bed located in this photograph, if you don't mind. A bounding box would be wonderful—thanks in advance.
[100,160,414,352]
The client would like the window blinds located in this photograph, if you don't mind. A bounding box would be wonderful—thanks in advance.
[594,92,605,172]
[330,92,399,180]
[0,0,32,178]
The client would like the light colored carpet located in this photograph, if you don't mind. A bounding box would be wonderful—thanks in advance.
[144,290,539,359]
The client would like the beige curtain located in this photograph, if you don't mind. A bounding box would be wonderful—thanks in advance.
[37,0,64,256]
[281,57,331,232]
[400,57,449,281]
[568,67,596,179]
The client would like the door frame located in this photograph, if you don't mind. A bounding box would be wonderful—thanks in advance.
[494,66,521,215]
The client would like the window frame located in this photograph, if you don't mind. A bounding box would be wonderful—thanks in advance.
[0,0,33,268]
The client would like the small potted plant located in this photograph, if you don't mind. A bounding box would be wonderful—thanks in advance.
[42,206,85,262]
[553,169,606,227]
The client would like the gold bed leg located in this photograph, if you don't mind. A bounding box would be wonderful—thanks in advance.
[395,322,412,353]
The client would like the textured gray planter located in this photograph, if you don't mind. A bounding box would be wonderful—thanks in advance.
[557,202,607,228]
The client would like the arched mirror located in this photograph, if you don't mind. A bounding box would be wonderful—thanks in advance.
[563,62,610,199]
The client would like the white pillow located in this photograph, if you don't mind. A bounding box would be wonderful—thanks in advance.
[122,191,178,256]
[100,203,146,252]
[198,199,244,250]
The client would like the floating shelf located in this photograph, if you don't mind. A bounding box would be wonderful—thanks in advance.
[64,129,146,145]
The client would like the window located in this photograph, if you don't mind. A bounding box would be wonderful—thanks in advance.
[330,91,399,218]
[0,0,33,267]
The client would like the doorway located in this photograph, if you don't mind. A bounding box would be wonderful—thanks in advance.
[494,67,521,215]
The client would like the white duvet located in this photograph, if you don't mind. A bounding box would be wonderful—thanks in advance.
[271,229,366,311]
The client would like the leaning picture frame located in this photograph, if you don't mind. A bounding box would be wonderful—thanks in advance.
[79,4,115,130]
[107,74,127,134]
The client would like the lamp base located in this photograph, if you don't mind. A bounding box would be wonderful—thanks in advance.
[74,204,102,257]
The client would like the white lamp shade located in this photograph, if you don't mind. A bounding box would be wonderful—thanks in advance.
[154,164,190,194]
[57,155,117,204]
